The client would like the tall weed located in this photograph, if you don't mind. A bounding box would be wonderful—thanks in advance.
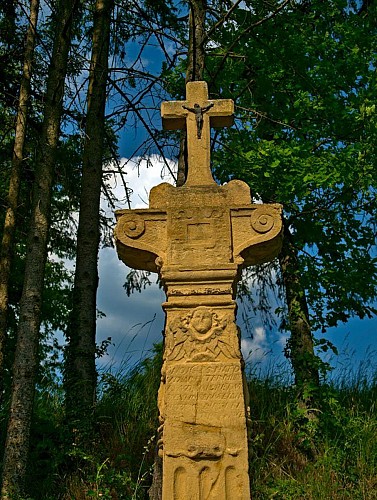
[2,345,376,499]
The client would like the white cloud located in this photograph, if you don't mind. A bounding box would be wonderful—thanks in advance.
[241,326,269,363]
[277,331,289,349]
[96,156,176,370]
[103,155,176,212]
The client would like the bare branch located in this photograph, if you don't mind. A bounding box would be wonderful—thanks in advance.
[108,76,177,182]
[236,105,298,131]
[104,132,132,209]
[209,0,290,86]
[204,0,244,43]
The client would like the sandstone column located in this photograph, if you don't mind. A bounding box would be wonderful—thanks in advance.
[115,81,282,499]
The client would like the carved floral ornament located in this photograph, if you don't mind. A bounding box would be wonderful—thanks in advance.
[165,306,240,362]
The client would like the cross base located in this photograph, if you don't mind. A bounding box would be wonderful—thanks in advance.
[159,271,251,499]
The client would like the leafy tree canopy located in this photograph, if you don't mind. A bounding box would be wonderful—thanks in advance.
[203,0,377,332]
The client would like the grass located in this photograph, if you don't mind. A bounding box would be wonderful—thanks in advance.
[246,349,377,499]
[1,345,377,499]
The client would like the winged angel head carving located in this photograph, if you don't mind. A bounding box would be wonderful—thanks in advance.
[165,306,240,362]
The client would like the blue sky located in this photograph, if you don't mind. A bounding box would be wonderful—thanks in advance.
[95,155,377,384]
[93,12,377,383]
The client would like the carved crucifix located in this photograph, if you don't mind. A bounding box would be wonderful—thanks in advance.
[181,102,213,139]
[161,81,233,186]
[115,81,283,499]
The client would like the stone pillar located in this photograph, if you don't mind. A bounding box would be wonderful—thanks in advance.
[115,81,282,499]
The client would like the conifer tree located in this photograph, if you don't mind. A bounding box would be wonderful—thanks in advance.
[0,0,39,404]
[64,0,114,447]
[1,0,80,495]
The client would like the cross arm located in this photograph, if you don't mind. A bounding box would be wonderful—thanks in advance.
[209,99,234,128]
[160,81,235,187]
[161,99,234,131]
[161,101,187,130]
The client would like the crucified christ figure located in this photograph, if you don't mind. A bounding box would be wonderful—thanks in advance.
[182,102,214,139]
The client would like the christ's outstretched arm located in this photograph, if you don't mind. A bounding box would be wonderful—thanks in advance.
[182,102,214,139]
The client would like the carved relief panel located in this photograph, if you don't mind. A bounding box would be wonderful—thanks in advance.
[164,306,241,363]
[168,207,232,267]
[162,361,251,499]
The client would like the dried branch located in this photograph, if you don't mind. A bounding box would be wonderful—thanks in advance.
[209,0,290,86]
[104,132,132,209]
[108,76,177,182]
[236,105,298,131]
[204,0,244,43]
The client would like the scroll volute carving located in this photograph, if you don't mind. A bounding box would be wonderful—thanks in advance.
[232,203,283,267]
[114,209,167,273]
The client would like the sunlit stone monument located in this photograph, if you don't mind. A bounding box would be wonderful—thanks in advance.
[115,81,282,499]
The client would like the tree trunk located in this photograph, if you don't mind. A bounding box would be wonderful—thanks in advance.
[186,0,206,82]
[278,220,320,397]
[0,0,78,496]
[176,0,207,186]
[0,0,39,406]
[64,0,113,447]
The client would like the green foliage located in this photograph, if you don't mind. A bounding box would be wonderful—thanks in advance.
[96,343,162,473]
[26,387,68,499]
[0,345,163,498]
[2,348,376,499]
[247,355,377,498]
[63,453,138,499]
[2,1,377,497]
[207,0,377,335]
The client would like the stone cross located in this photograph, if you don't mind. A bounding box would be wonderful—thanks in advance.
[161,82,233,186]
[115,81,282,499]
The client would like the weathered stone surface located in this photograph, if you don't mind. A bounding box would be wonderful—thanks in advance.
[115,81,283,499]
[161,81,233,187]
